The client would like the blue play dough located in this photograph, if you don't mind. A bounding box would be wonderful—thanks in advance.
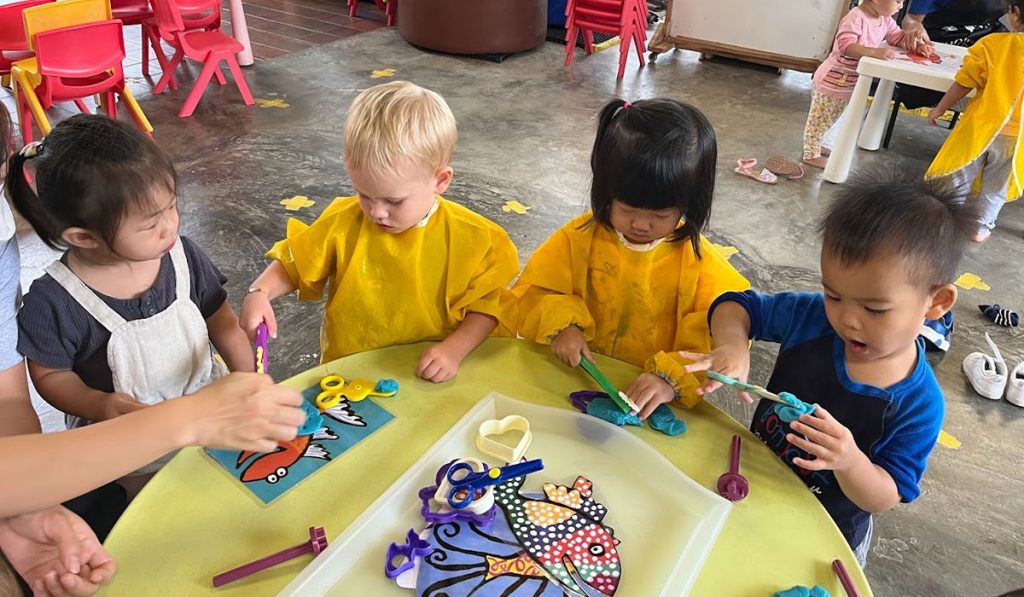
[774,391,816,423]
[297,400,324,436]
[648,403,687,436]
[586,396,642,427]
[773,585,831,597]
[375,379,399,393]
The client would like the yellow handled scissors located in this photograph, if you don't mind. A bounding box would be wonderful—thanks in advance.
[316,375,399,409]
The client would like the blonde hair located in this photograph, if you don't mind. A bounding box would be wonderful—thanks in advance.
[343,81,457,177]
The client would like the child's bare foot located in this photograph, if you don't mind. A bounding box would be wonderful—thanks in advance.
[821,147,832,157]
[802,156,828,169]
[971,229,991,243]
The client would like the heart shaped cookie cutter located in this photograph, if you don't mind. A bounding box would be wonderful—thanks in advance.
[476,415,532,463]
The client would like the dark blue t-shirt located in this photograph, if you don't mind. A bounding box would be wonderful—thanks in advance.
[710,291,944,548]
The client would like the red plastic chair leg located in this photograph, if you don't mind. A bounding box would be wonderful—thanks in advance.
[348,0,357,17]
[564,24,578,66]
[617,33,630,78]
[142,31,150,76]
[178,54,220,117]
[154,47,185,94]
[105,90,118,118]
[145,28,175,89]
[214,66,226,85]
[225,53,254,105]
[74,99,90,113]
[583,29,594,54]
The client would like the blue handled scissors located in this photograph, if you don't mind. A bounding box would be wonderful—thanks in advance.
[446,459,544,509]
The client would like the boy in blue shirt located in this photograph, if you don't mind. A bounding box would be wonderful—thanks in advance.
[683,174,974,566]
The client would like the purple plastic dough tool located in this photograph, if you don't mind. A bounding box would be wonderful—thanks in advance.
[570,390,606,413]
[716,434,749,502]
[254,322,269,374]
[385,529,433,579]
[211,526,327,587]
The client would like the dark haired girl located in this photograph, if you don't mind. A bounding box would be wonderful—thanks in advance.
[7,115,253,493]
[513,98,749,419]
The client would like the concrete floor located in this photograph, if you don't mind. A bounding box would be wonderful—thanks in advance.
[14,27,1024,596]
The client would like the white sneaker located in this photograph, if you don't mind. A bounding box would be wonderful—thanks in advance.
[1006,362,1024,407]
[962,333,1007,400]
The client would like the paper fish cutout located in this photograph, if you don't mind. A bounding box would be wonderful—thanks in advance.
[256,98,290,109]
[501,200,531,215]
[937,430,961,449]
[280,195,316,211]
[899,51,942,65]
[371,68,397,79]
[235,402,365,483]
[712,243,739,259]
[494,475,621,596]
[955,273,991,291]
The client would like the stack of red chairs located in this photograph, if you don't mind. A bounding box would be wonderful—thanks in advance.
[564,0,647,79]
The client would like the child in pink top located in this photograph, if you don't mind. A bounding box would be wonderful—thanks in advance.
[802,0,919,168]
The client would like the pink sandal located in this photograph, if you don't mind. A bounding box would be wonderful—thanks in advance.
[734,159,778,184]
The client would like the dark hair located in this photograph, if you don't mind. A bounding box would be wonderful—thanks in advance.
[5,114,177,251]
[1008,0,1024,17]
[820,169,976,289]
[588,98,717,256]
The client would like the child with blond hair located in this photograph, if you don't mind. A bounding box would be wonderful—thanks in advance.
[240,81,519,381]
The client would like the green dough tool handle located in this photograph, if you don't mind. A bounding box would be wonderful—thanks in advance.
[579,356,637,414]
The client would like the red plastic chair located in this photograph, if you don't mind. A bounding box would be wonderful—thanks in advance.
[565,0,647,79]
[347,0,395,26]
[0,0,51,85]
[28,20,151,135]
[141,0,225,91]
[150,0,253,117]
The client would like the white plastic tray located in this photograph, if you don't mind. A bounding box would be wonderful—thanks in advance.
[279,393,731,597]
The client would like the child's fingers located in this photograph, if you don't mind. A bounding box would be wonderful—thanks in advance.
[679,351,711,372]
[695,379,721,395]
[791,456,829,471]
[789,421,836,449]
[785,433,829,460]
[738,390,753,404]
[265,309,278,339]
[580,343,594,364]
[638,394,660,420]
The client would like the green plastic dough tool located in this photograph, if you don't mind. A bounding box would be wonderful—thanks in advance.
[579,356,639,414]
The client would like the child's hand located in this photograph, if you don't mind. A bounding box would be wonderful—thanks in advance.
[180,372,304,452]
[417,344,460,383]
[550,326,593,368]
[679,343,753,403]
[875,47,897,60]
[786,406,863,472]
[625,373,675,420]
[240,290,277,341]
[927,107,944,126]
[101,392,148,420]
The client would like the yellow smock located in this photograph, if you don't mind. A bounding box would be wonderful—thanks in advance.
[925,33,1024,201]
[512,214,750,407]
[267,196,519,363]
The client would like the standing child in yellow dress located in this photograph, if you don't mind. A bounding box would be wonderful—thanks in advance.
[513,99,750,418]
[925,0,1024,242]
[240,81,519,382]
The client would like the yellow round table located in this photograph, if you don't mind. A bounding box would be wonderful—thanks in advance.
[102,339,872,596]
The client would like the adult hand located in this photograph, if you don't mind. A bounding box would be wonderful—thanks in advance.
[417,344,460,383]
[180,372,304,452]
[0,506,116,596]
[625,373,675,420]
[239,290,276,341]
[550,326,593,368]
[680,344,753,403]
[787,406,862,472]
[903,17,932,54]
